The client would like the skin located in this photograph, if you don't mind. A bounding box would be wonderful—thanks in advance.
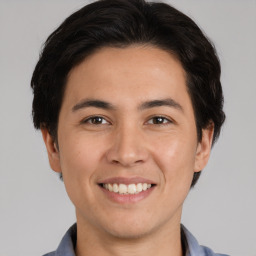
[42,46,214,256]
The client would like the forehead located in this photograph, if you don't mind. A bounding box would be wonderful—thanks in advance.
[63,46,191,110]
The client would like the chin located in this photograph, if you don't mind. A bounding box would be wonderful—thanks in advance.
[106,225,153,240]
[101,215,157,240]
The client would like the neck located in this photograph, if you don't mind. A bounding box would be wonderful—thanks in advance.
[75,212,183,256]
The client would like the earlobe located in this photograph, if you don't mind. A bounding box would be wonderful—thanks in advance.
[194,123,214,173]
[41,128,62,173]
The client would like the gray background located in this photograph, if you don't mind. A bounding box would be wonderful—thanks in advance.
[0,0,255,255]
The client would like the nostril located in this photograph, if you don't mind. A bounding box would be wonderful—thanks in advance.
[135,159,143,164]
[112,160,120,165]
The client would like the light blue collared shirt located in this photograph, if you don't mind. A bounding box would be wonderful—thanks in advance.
[43,224,229,256]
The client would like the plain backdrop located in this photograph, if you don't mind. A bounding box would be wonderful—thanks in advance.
[0,0,255,255]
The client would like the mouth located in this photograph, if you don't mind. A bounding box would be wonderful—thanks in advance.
[99,183,156,195]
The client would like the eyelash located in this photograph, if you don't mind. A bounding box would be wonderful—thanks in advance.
[81,115,172,126]
[82,116,110,125]
[146,116,173,126]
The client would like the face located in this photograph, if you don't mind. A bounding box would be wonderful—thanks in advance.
[42,46,213,239]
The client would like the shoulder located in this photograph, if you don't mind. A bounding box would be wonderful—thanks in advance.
[181,225,230,256]
[42,224,77,256]
[200,245,229,256]
[42,252,55,256]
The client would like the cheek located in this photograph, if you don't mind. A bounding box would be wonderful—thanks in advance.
[152,134,197,186]
[59,132,104,174]
[60,143,94,176]
[58,134,104,202]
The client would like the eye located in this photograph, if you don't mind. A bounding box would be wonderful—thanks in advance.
[82,116,110,125]
[147,116,172,125]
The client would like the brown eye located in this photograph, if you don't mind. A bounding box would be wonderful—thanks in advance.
[147,116,171,125]
[83,116,109,125]
[91,117,104,124]
[153,117,165,124]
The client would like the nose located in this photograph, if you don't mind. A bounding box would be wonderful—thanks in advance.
[106,124,149,167]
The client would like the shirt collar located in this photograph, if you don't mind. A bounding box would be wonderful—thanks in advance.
[182,224,203,256]
[55,224,76,256]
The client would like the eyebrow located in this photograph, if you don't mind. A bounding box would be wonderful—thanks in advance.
[138,98,183,112]
[72,99,116,112]
[72,98,183,112]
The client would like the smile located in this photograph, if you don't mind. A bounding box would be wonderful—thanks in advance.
[100,183,153,195]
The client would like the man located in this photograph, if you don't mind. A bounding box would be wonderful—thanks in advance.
[31,0,227,255]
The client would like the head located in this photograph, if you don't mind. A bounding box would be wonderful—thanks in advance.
[31,0,226,241]
[31,0,224,187]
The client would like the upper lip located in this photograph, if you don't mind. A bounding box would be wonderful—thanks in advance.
[98,176,156,185]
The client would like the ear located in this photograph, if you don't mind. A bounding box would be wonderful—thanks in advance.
[41,128,62,173]
[194,123,214,172]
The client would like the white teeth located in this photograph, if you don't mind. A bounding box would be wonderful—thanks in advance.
[119,184,127,194]
[142,183,148,191]
[113,183,119,193]
[108,184,113,192]
[137,183,143,192]
[102,182,153,194]
[128,184,136,194]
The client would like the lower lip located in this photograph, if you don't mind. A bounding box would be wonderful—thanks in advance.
[99,185,155,204]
